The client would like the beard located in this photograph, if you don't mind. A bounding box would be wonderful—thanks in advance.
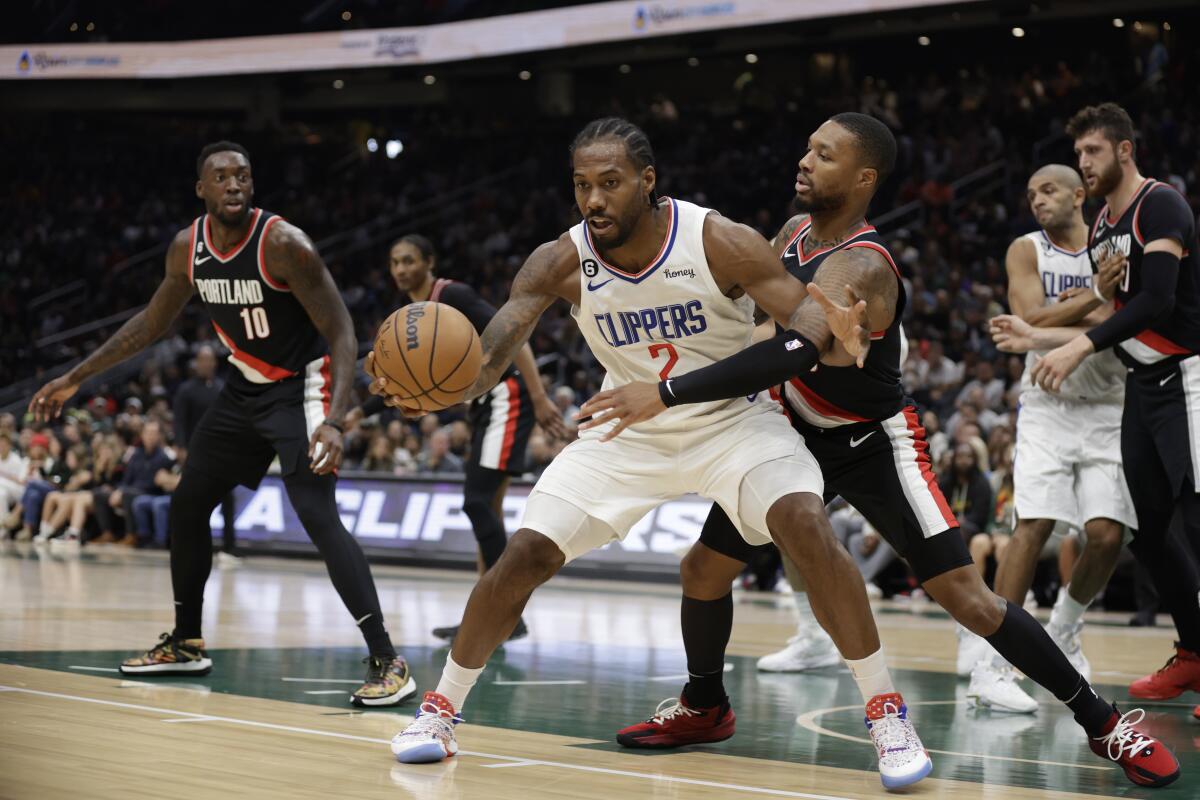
[1089,159,1122,198]
[794,187,847,214]
[212,203,251,227]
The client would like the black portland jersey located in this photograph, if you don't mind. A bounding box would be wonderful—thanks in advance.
[426,278,516,381]
[776,220,907,427]
[188,209,327,383]
[1089,179,1200,369]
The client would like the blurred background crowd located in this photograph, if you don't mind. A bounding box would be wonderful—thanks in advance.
[2,10,1197,613]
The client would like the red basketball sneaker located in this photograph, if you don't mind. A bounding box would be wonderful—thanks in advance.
[1089,707,1180,788]
[616,695,735,748]
[1128,644,1200,700]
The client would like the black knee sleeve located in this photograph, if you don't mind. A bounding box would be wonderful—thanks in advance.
[462,464,510,570]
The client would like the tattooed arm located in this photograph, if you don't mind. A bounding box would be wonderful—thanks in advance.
[262,220,355,473]
[771,213,809,255]
[30,228,195,421]
[789,246,899,366]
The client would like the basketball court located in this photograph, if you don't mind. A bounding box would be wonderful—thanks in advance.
[2,546,1191,799]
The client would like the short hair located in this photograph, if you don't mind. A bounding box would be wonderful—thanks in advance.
[196,141,251,178]
[829,112,897,184]
[391,233,436,262]
[569,117,658,203]
[1065,103,1136,151]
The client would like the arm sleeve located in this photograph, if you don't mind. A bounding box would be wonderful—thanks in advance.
[359,395,387,417]
[439,283,498,334]
[1085,250,1180,351]
[660,331,820,407]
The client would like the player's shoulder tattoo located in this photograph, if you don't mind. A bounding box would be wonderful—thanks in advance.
[771,214,810,251]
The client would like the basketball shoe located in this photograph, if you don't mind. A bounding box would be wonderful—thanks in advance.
[1046,619,1090,681]
[955,624,989,677]
[432,618,527,644]
[864,692,932,789]
[351,654,417,707]
[392,692,462,764]
[966,661,1038,713]
[616,695,735,748]
[1089,706,1180,787]
[756,627,839,672]
[119,632,212,675]
[1128,644,1200,700]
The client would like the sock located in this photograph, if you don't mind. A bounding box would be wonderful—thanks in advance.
[356,613,397,660]
[65,527,80,537]
[844,648,895,703]
[794,591,816,633]
[39,522,54,537]
[1050,586,1088,629]
[681,593,733,708]
[435,654,484,712]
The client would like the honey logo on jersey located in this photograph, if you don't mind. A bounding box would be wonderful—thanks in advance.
[663,266,696,280]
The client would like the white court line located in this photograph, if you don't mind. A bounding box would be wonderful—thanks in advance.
[1,684,853,800]
[69,665,119,673]
[481,760,537,769]
[281,677,361,684]
[162,716,219,723]
[493,680,585,686]
[305,690,350,695]
[794,700,1111,772]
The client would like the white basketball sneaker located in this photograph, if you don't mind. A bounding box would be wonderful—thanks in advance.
[392,692,462,764]
[1046,620,1091,682]
[967,661,1038,713]
[756,627,840,672]
[865,692,933,789]
[956,624,989,677]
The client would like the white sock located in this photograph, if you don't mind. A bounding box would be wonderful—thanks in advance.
[1049,586,1088,628]
[845,647,895,703]
[793,592,816,632]
[39,522,54,536]
[435,653,484,712]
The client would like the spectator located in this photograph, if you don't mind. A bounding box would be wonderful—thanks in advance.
[14,433,71,541]
[955,360,1006,411]
[132,463,181,547]
[922,410,950,465]
[360,434,398,473]
[939,442,997,576]
[34,444,95,544]
[553,386,580,426]
[0,433,25,525]
[92,419,175,547]
[417,429,464,475]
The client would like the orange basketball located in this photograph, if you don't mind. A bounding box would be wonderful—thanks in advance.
[371,301,483,412]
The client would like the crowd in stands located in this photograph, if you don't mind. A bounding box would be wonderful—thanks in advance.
[2,20,1198,612]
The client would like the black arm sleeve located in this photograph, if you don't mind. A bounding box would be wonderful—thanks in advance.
[360,395,387,417]
[438,283,498,334]
[660,331,820,408]
[1086,251,1180,352]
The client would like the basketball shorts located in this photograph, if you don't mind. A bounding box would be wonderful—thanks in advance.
[700,404,971,583]
[520,407,823,563]
[1013,393,1136,531]
[468,375,535,475]
[185,356,332,488]
[1123,356,1200,506]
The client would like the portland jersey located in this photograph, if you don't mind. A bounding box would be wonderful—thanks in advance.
[425,278,516,382]
[569,198,782,436]
[188,209,327,384]
[1019,230,1125,404]
[1089,179,1200,370]
[777,220,906,427]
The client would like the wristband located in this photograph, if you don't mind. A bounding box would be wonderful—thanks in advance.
[321,419,344,433]
[1092,282,1107,303]
[658,380,677,408]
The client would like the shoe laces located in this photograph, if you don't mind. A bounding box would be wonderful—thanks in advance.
[651,698,702,724]
[148,632,175,656]
[404,701,462,739]
[363,656,392,684]
[1094,709,1154,762]
[868,703,911,753]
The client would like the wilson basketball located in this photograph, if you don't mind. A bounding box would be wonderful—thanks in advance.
[371,301,483,412]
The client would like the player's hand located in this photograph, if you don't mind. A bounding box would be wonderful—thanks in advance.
[576,382,665,442]
[532,395,572,442]
[1095,252,1127,301]
[988,314,1037,353]
[308,424,344,475]
[364,351,423,418]
[807,283,870,368]
[1029,336,1094,393]
[344,406,364,429]
[29,376,80,422]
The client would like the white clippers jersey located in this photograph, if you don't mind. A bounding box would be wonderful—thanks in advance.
[1020,230,1126,404]
[569,198,781,436]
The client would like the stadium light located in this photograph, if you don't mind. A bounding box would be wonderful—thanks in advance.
[917,35,931,46]
[69,22,78,31]
[366,138,379,153]
[332,79,344,89]
[341,10,351,21]
[1112,18,1125,28]
[619,64,631,74]
[1164,22,1171,30]
[86,22,95,32]
[423,74,436,85]
[386,140,404,159]
[1012,27,1025,38]
[687,57,700,67]
[745,53,759,64]
[519,70,532,81]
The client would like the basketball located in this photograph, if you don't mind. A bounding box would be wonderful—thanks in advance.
[371,301,482,411]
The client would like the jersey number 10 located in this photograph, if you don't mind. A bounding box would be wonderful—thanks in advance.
[240,306,271,340]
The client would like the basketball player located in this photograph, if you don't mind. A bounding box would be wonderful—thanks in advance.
[381,117,934,789]
[580,114,1179,787]
[962,165,1133,714]
[379,234,570,641]
[1003,103,1200,717]
[29,142,415,708]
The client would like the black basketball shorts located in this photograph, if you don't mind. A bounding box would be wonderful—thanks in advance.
[1122,355,1200,509]
[468,375,535,475]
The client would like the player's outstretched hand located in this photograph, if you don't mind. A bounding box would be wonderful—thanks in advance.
[308,423,343,475]
[807,283,870,368]
[364,351,423,418]
[532,395,572,443]
[1029,336,1093,393]
[988,314,1037,353]
[29,376,79,423]
[1095,252,1127,301]
[577,381,665,442]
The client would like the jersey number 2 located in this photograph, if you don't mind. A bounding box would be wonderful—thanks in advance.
[648,343,678,380]
[240,307,270,340]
